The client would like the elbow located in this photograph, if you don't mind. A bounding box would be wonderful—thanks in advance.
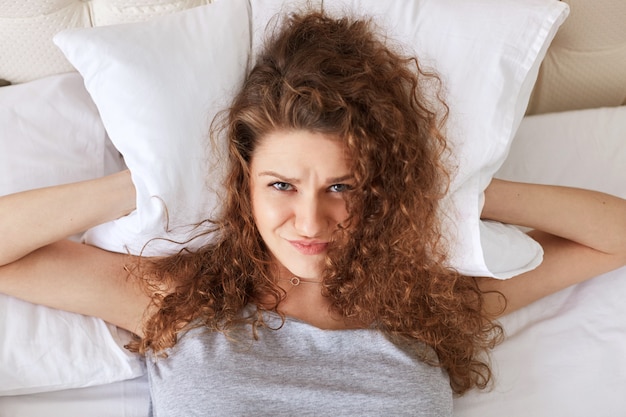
[0,241,44,267]
[604,228,626,263]
[0,250,24,268]
[613,243,626,266]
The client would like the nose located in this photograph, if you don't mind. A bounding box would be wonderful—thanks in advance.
[293,194,328,238]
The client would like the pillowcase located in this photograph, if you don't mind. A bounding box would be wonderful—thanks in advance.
[55,0,252,256]
[496,105,626,197]
[324,0,569,278]
[0,72,125,194]
[0,296,144,396]
[0,73,140,396]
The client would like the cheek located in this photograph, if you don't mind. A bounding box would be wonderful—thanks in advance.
[330,197,350,225]
[251,189,292,233]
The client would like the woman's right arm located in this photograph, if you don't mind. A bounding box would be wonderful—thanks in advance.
[0,170,135,265]
[0,171,151,335]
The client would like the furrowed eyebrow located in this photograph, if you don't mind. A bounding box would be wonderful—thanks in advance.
[328,175,354,184]
[257,171,299,184]
[258,172,354,185]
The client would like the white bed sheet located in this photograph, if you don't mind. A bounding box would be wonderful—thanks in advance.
[0,374,150,417]
[1,103,624,416]
[454,105,626,416]
[454,266,626,416]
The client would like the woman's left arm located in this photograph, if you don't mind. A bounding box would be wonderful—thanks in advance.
[477,179,626,316]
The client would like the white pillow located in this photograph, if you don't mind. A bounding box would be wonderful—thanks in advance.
[0,73,125,194]
[56,0,567,276]
[0,296,144,396]
[324,0,569,278]
[496,105,626,197]
[54,0,252,256]
[454,106,626,416]
[0,73,140,396]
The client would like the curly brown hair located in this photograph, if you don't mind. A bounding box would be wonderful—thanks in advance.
[130,11,502,395]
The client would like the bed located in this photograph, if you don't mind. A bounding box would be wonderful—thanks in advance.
[0,0,625,416]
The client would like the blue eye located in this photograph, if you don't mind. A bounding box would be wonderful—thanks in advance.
[329,184,351,193]
[271,182,293,191]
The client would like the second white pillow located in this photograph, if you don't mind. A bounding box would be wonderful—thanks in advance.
[55,0,251,256]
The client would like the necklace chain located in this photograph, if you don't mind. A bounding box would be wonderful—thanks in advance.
[285,276,323,286]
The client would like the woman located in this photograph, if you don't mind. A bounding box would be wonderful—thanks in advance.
[1,11,625,416]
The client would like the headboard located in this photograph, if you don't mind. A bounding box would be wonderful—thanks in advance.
[526,0,626,114]
[0,0,625,115]
[0,0,213,84]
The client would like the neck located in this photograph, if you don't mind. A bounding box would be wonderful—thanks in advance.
[263,272,367,330]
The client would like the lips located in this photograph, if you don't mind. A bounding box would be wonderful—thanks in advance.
[288,240,329,255]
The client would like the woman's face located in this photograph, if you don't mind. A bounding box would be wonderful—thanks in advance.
[249,130,353,280]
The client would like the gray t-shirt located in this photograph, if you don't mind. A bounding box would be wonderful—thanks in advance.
[146,310,452,416]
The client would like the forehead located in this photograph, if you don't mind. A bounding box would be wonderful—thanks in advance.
[250,130,350,171]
